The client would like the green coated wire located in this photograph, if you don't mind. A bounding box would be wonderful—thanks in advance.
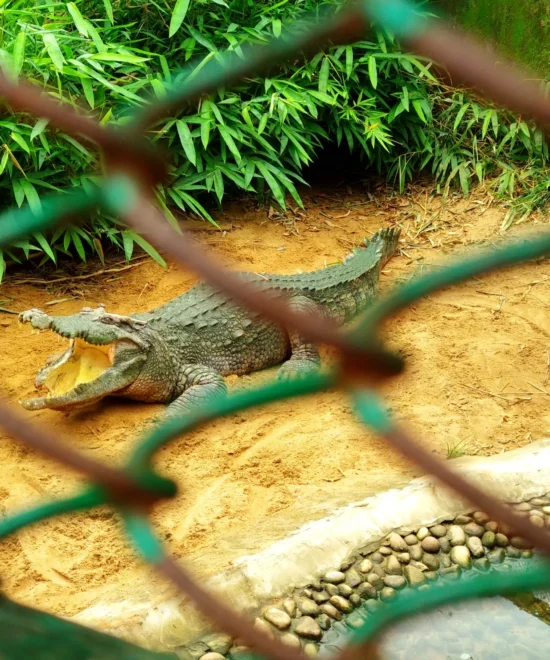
[345,560,550,646]
[363,0,428,38]
[0,0,550,650]
[0,188,102,249]
[127,372,334,470]
[0,487,105,540]
[351,232,550,342]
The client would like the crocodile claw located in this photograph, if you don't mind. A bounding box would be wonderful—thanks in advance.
[19,308,52,330]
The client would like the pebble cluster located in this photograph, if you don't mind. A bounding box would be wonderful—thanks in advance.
[176,495,550,660]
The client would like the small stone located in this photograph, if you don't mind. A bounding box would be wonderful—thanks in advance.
[201,654,226,660]
[530,515,545,528]
[405,534,418,545]
[295,598,319,617]
[347,612,365,629]
[350,594,361,607]
[485,521,499,533]
[312,590,330,604]
[365,599,381,613]
[410,560,428,571]
[325,584,339,597]
[303,589,313,598]
[203,633,233,655]
[404,565,426,586]
[440,554,452,568]
[450,545,471,568]
[380,587,397,601]
[421,536,440,553]
[324,570,345,584]
[514,502,532,512]
[422,553,440,571]
[417,527,430,541]
[488,548,505,563]
[186,643,209,659]
[371,562,386,578]
[530,509,544,518]
[175,649,194,660]
[449,525,467,546]
[264,608,291,630]
[454,515,473,524]
[384,575,406,589]
[385,555,403,575]
[310,581,322,591]
[379,546,392,556]
[543,506,550,515]
[228,647,249,659]
[473,511,490,525]
[329,595,352,613]
[317,614,331,630]
[418,584,430,592]
[341,556,356,570]
[495,533,509,547]
[522,549,533,558]
[464,522,484,537]
[482,531,496,549]
[283,599,296,617]
[369,552,384,563]
[388,532,408,552]
[506,546,521,558]
[425,571,439,581]
[367,573,384,590]
[338,584,353,598]
[396,552,410,564]
[254,618,274,638]
[441,565,461,579]
[439,538,451,553]
[409,544,423,561]
[474,557,490,571]
[511,536,534,550]
[467,536,485,558]
[358,559,373,574]
[295,617,322,641]
[345,569,362,588]
[304,643,318,657]
[429,524,447,538]
[357,582,377,599]
[321,604,342,620]
[281,633,301,649]
[530,498,549,507]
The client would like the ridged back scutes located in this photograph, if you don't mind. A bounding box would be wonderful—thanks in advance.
[139,227,400,328]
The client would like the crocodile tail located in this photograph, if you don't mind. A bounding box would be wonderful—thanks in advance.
[363,226,401,266]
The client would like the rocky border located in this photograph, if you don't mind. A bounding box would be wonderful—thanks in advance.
[176,494,549,660]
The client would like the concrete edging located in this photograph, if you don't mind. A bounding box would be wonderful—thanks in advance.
[72,438,550,652]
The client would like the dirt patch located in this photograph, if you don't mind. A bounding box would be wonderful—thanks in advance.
[1,183,549,624]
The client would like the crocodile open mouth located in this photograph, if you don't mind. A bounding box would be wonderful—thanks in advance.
[42,338,116,398]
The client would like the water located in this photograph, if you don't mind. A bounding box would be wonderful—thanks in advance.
[318,560,550,659]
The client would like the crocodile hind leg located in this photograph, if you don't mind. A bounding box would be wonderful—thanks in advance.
[276,295,321,381]
[164,365,227,419]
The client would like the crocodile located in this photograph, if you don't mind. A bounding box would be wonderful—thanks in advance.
[18,226,400,419]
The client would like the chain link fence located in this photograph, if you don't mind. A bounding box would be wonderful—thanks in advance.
[1,0,550,657]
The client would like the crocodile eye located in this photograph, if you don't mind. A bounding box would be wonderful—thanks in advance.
[100,316,115,325]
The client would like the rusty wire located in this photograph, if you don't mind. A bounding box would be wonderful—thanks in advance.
[1,0,550,658]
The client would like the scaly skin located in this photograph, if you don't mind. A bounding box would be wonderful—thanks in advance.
[19,227,400,418]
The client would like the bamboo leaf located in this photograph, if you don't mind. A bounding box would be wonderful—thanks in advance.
[169,0,191,38]
[42,33,65,73]
[177,121,197,165]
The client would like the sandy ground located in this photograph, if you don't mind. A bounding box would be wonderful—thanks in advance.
[0,183,549,624]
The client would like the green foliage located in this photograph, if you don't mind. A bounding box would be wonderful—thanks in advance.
[0,0,548,280]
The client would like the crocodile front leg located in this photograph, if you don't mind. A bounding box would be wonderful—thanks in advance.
[164,365,228,419]
[276,295,321,381]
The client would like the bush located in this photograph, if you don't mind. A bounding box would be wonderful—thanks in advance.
[0,0,548,278]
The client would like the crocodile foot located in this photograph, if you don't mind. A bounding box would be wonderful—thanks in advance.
[276,358,320,382]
